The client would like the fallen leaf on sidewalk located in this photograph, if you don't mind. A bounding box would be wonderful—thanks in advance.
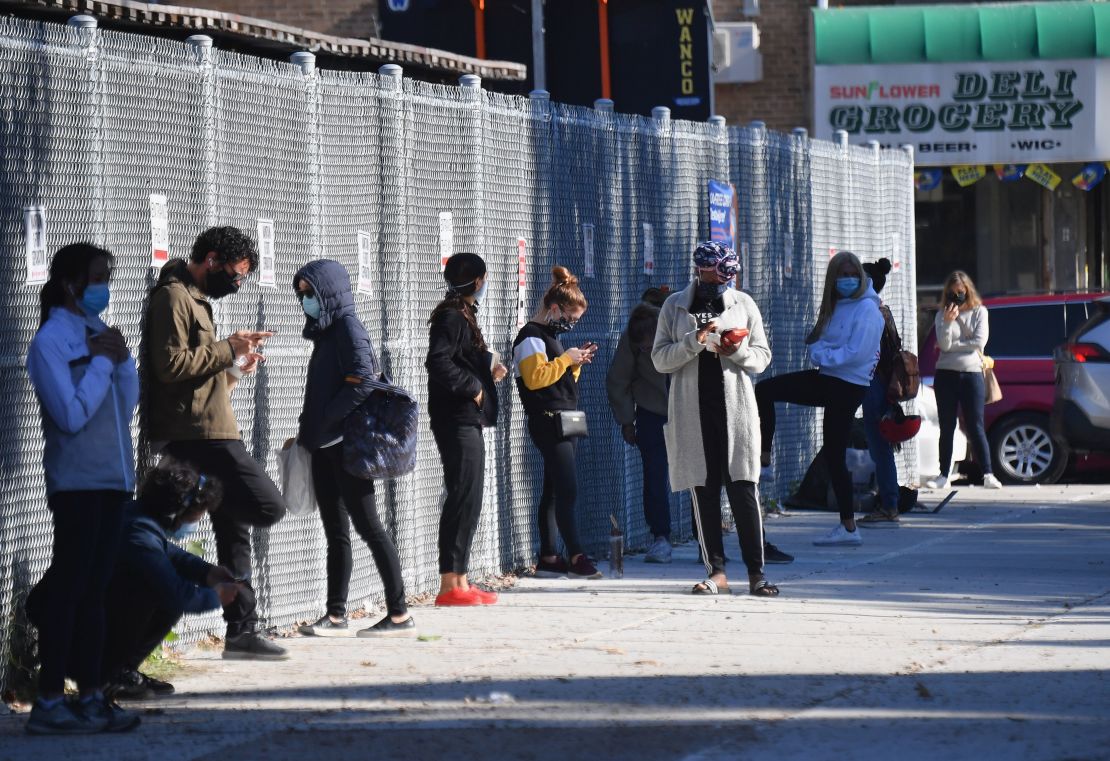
[915,682,932,699]
[634,659,661,667]
[361,661,377,667]
[601,647,625,655]
[417,635,442,642]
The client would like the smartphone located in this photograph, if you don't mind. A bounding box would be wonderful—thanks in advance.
[582,341,598,350]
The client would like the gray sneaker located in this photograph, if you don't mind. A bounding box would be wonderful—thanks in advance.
[299,615,351,638]
[223,631,291,660]
[25,699,101,735]
[79,698,141,733]
[644,536,673,564]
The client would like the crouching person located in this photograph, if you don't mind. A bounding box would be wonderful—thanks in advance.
[102,460,242,700]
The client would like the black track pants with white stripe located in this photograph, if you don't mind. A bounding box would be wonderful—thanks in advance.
[692,411,765,578]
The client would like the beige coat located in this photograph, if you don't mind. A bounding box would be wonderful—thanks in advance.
[651,282,771,492]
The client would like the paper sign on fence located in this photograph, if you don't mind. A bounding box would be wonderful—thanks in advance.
[439,212,454,270]
[357,230,373,295]
[149,194,169,268]
[643,223,654,276]
[257,219,275,287]
[516,237,527,329]
[24,206,47,286]
[583,224,595,278]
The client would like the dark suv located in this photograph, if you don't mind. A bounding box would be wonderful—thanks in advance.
[920,293,1110,484]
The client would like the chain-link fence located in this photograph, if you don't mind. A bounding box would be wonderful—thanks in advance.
[0,16,916,690]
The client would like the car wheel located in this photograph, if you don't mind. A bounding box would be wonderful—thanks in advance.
[989,412,1068,485]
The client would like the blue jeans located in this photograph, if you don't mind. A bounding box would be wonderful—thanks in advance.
[635,407,671,539]
[862,375,899,512]
[934,369,992,477]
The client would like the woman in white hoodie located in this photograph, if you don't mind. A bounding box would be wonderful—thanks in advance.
[755,251,885,547]
[653,242,778,597]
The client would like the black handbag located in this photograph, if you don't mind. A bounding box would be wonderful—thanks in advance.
[553,410,588,438]
[342,373,420,480]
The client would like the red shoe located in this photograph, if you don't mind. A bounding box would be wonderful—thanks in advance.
[435,587,483,607]
[469,587,499,605]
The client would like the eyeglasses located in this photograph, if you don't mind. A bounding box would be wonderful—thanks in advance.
[296,289,315,300]
[183,473,209,508]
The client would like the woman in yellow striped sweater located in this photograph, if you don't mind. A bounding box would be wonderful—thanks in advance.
[513,266,601,579]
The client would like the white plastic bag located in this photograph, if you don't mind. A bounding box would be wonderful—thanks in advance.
[277,442,317,516]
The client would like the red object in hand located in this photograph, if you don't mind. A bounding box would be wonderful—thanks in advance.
[720,328,749,347]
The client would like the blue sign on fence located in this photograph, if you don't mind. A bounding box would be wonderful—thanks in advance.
[708,179,737,250]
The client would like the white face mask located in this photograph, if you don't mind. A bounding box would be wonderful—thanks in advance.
[474,279,488,305]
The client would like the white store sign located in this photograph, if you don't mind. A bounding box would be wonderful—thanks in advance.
[814,59,1110,166]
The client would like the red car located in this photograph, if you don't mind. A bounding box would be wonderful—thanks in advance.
[919,292,1110,484]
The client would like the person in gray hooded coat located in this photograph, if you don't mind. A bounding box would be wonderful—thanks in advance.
[289,259,414,639]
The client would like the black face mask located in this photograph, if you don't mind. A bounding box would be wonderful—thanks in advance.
[547,316,576,334]
[205,267,242,300]
[949,291,967,306]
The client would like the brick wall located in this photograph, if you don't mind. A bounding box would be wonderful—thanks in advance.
[176,0,380,39]
[712,0,889,133]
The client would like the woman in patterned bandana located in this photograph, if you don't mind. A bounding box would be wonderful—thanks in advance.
[652,242,779,597]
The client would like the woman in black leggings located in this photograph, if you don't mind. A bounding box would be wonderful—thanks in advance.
[755,251,885,547]
[291,260,413,638]
[513,266,601,579]
[426,252,509,606]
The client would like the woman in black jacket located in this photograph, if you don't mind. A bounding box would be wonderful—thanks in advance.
[426,253,508,607]
[290,260,413,637]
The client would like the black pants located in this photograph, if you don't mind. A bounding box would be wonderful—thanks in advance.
[33,490,127,694]
[934,369,993,477]
[693,408,764,578]
[432,421,485,575]
[311,443,406,617]
[756,369,868,522]
[527,412,583,559]
[102,572,182,678]
[163,439,285,636]
[635,407,672,540]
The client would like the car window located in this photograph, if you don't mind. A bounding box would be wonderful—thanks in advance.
[985,304,1067,358]
[1065,302,1091,339]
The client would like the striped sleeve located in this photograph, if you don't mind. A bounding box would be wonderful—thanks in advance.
[514,336,574,391]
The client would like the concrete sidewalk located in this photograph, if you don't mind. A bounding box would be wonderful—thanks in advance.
[3,484,1109,761]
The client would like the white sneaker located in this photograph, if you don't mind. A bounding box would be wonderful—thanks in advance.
[982,473,1003,489]
[644,536,673,564]
[925,475,948,490]
[813,524,863,547]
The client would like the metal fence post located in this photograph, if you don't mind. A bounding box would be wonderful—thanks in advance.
[186,35,216,228]
[69,15,103,245]
[460,74,485,265]
[291,51,320,259]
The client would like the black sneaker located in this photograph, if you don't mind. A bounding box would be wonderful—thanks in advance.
[139,671,175,696]
[534,557,570,578]
[356,615,416,638]
[299,615,350,638]
[568,554,602,579]
[105,670,154,701]
[223,631,291,661]
[25,699,100,735]
[79,697,141,733]
[764,542,794,564]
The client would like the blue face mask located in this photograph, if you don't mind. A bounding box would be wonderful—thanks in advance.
[79,283,110,315]
[835,277,860,298]
[301,294,322,319]
[474,279,488,305]
[169,520,200,541]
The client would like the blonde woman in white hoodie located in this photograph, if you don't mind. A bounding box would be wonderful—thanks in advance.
[755,251,885,547]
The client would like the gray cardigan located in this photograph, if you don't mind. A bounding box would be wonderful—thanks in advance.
[935,305,989,373]
[651,282,771,492]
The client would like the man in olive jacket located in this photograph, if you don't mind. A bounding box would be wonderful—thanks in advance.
[145,226,288,660]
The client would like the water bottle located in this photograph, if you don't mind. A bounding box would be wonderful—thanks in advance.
[608,532,624,579]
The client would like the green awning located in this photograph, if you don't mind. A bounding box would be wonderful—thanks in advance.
[814,1,1110,65]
